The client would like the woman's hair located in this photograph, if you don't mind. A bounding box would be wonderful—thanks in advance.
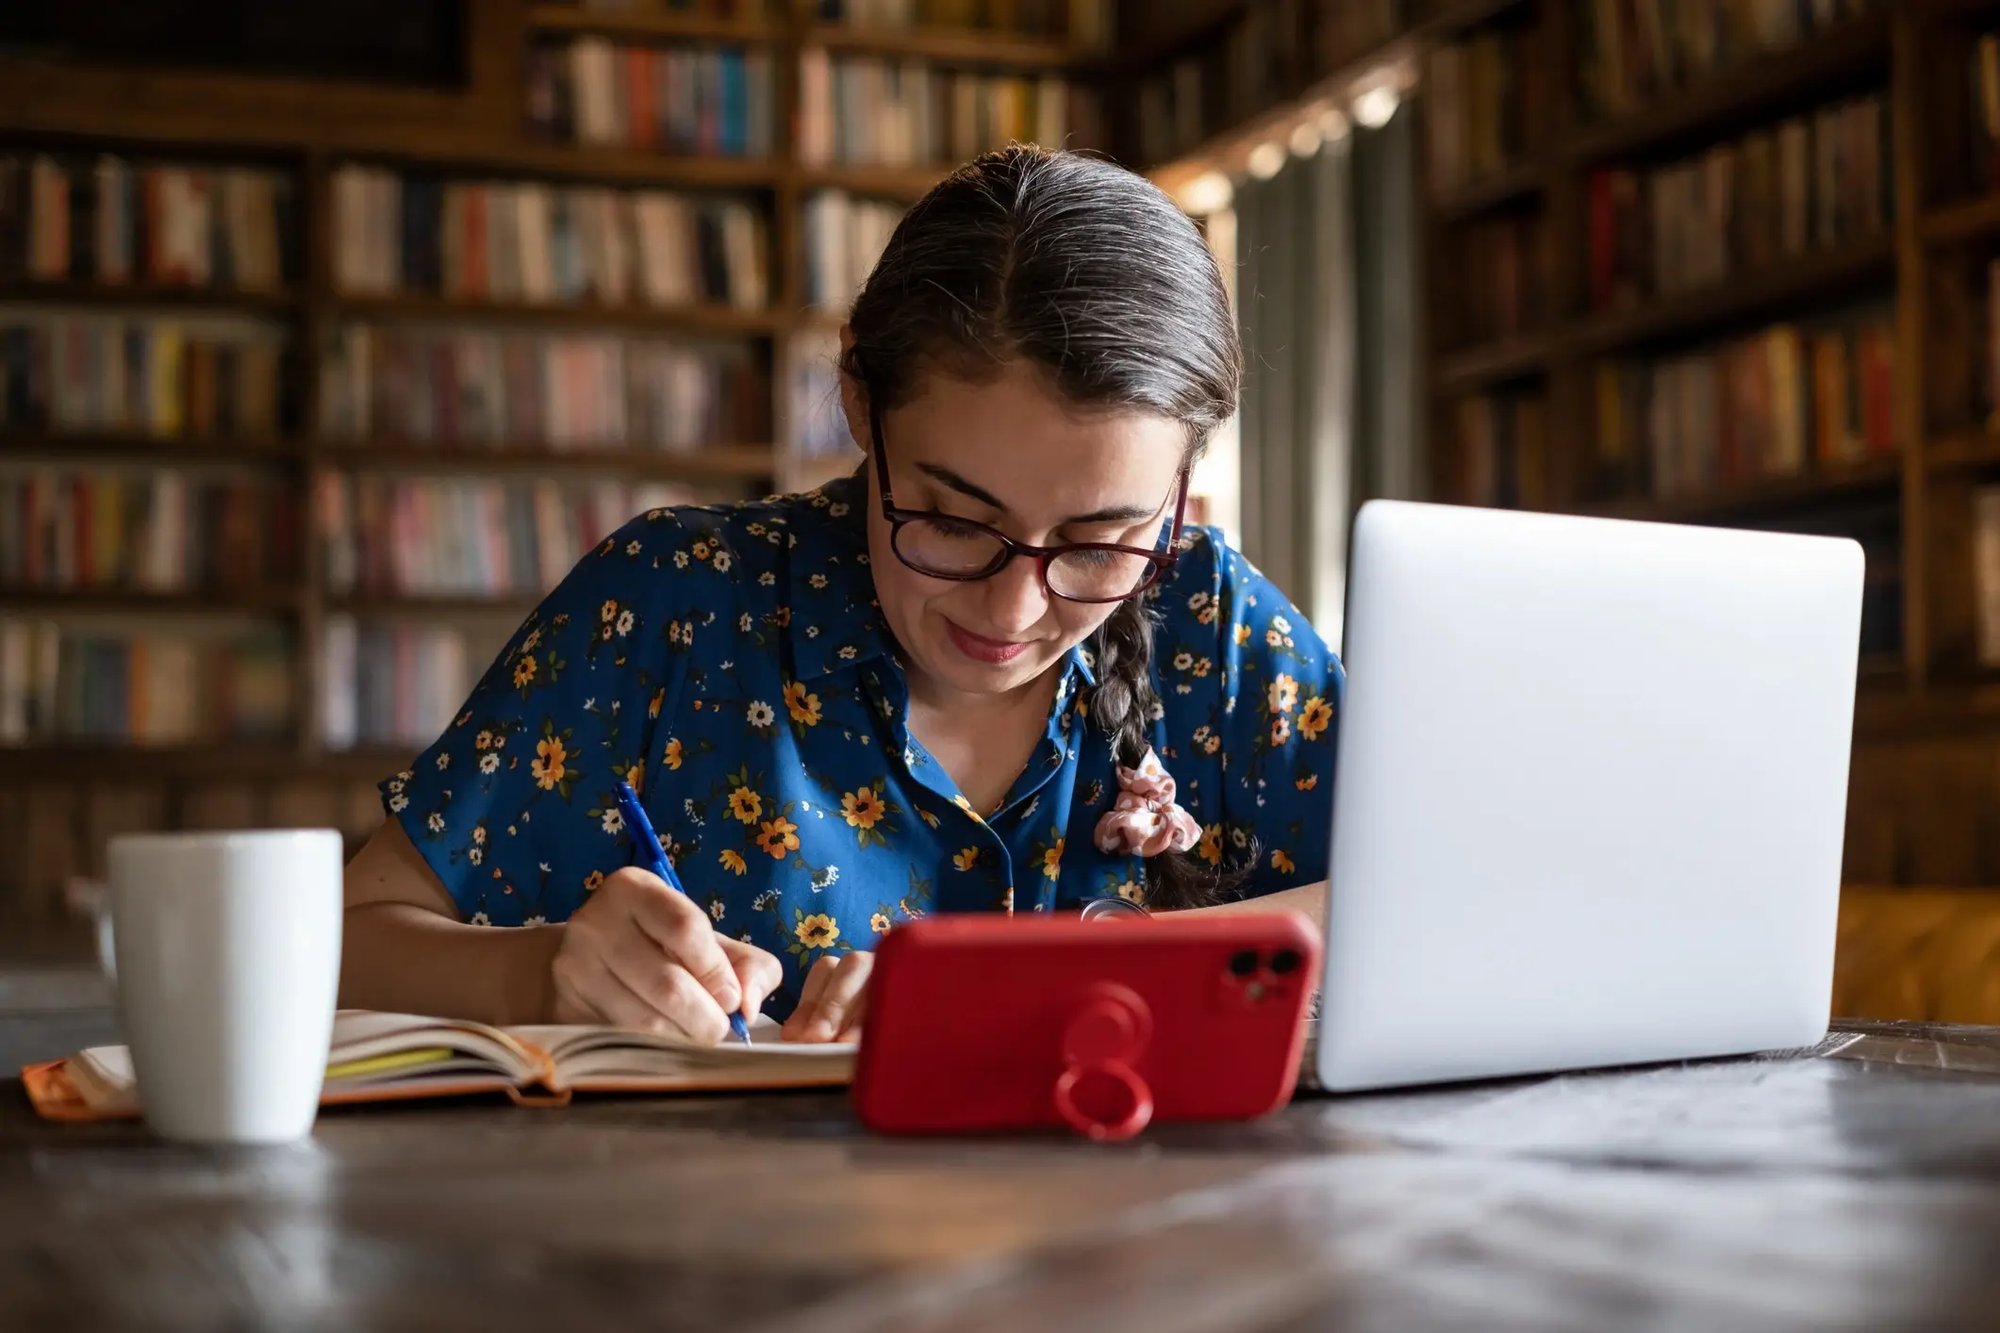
[842,145,1243,910]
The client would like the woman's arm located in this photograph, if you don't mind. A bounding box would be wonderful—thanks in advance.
[1185,879,1326,930]
[341,819,566,1026]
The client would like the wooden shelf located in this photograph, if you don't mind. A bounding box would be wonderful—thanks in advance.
[0,280,300,314]
[0,432,297,463]
[1432,157,1547,222]
[319,440,776,479]
[1922,192,2000,247]
[525,5,781,44]
[1563,11,1892,165]
[1119,0,1249,71]
[330,292,783,336]
[351,141,783,191]
[0,586,300,614]
[1929,429,2000,468]
[0,744,316,783]
[805,23,1084,69]
[325,593,538,618]
[791,162,948,198]
[1566,240,1896,358]
[1575,457,1903,524]
[1434,333,1554,394]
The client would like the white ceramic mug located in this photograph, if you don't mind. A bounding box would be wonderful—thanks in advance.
[103,829,344,1144]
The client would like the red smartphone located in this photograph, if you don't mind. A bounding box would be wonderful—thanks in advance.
[851,913,1320,1140]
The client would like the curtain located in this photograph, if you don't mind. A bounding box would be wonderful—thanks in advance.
[1233,100,1421,650]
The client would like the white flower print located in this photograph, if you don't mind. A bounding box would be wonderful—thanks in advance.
[807,625,820,637]
[811,866,840,890]
[615,610,635,636]
[746,700,775,727]
[674,551,690,569]
[809,573,828,589]
[468,847,483,866]
[480,753,500,774]
[707,899,726,921]
[469,911,492,926]
[523,915,547,928]
[828,502,850,518]
[740,612,753,631]
[713,551,732,572]
[1187,591,1210,612]
[1172,651,1193,671]
[426,812,445,833]
[838,645,858,660]
[1273,614,1292,633]
[759,571,777,586]
[437,752,450,770]
[601,808,625,836]
[753,890,777,911]
[389,792,410,813]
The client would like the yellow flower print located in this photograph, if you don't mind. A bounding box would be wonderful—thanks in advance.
[719,849,747,876]
[625,761,645,794]
[1193,657,1212,677]
[648,689,663,720]
[474,729,494,751]
[729,788,764,823]
[842,785,887,830]
[773,606,792,627]
[918,808,940,829]
[513,656,538,688]
[796,913,839,949]
[531,735,568,790]
[1117,879,1146,904]
[870,912,891,934]
[583,869,605,893]
[599,599,618,624]
[1198,823,1223,866]
[692,540,711,560]
[664,737,683,770]
[758,816,800,858]
[951,793,986,824]
[1271,849,1295,874]
[1297,773,1319,791]
[784,680,821,727]
[1234,624,1252,646]
[1268,674,1299,714]
[1266,628,1285,648]
[1041,837,1065,880]
[1299,697,1333,740]
[1271,716,1292,745]
[953,847,980,871]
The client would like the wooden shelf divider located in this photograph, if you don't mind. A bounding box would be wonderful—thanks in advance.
[320,440,776,479]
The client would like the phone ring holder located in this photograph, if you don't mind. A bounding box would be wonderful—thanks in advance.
[1053,983,1155,1141]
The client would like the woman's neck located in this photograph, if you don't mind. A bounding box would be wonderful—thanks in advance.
[901,659,1068,816]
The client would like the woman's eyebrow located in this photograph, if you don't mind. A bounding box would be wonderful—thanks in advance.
[914,462,1156,524]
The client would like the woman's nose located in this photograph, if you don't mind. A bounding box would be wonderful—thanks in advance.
[980,554,1051,635]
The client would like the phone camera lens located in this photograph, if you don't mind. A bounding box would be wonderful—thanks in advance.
[1271,948,1302,975]
[1228,949,1259,977]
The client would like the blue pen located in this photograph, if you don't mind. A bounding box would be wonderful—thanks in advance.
[614,778,752,1045]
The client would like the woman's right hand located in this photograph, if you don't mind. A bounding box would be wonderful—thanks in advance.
[550,866,782,1044]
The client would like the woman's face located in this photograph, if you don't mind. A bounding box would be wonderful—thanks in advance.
[845,359,1188,704]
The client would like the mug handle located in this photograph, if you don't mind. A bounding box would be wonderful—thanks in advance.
[67,874,116,985]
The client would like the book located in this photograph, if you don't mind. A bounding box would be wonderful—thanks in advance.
[529,40,773,157]
[798,57,1083,167]
[0,622,293,746]
[1425,23,1542,195]
[22,1010,857,1123]
[322,616,512,750]
[0,311,287,439]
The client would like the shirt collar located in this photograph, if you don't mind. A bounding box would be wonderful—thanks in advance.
[786,470,899,683]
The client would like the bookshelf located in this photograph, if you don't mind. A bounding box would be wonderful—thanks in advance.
[0,0,1115,915]
[1134,0,2000,885]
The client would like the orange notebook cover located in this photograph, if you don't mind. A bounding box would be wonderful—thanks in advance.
[21,1010,855,1124]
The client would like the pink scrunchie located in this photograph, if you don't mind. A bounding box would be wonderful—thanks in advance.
[1093,747,1201,858]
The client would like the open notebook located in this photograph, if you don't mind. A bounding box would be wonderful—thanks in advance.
[21,1010,856,1123]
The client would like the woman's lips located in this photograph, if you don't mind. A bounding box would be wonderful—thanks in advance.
[945,619,1032,664]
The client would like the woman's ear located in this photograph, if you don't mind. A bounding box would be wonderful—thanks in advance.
[837,324,869,457]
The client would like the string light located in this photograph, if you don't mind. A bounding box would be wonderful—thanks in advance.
[1246,141,1287,180]
[1178,170,1234,215]
[1353,84,1401,129]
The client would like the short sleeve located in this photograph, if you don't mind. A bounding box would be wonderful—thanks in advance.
[1153,528,1343,897]
[380,512,696,926]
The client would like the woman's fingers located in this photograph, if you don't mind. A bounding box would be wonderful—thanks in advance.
[783,951,873,1042]
[552,948,726,1043]
[603,867,744,1014]
[720,935,785,1026]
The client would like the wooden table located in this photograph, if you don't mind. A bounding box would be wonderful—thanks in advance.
[8,1011,2000,1331]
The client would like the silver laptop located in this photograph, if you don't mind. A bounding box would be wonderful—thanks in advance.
[1315,499,1864,1093]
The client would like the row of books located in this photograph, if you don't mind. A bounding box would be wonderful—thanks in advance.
[1588,94,1891,311]
[1593,310,1896,499]
[0,315,287,440]
[528,40,775,157]
[803,191,901,313]
[1578,0,1886,122]
[0,470,295,592]
[797,54,1081,167]
[316,475,693,599]
[0,623,292,746]
[1426,26,1544,196]
[812,0,1110,44]
[0,155,294,292]
[322,618,501,752]
[317,325,763,450]
[1452,390,1549,512]
[1451,214,1544,348]
[331,168,770,311]
[565,1,769,14]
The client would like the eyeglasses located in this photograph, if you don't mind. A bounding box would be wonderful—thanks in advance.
[868,402,1189,605]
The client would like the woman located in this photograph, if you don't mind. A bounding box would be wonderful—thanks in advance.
[341,146,1342,1043]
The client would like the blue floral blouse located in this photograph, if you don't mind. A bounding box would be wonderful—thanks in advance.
[383,472,1344,1019]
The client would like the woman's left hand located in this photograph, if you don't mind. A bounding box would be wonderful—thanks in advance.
[780,950,873,1043]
